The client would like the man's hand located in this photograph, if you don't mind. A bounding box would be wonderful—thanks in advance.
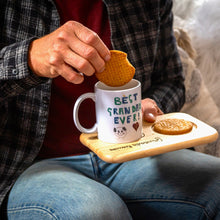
[28,21,111,84]
[142,98,163,123]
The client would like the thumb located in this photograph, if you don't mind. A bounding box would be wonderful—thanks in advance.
[143,112,157,123]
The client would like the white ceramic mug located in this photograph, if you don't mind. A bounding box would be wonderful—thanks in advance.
[73,79,142,143]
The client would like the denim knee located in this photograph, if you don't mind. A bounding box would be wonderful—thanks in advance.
[7,160,132,220]
[8,193,132,220]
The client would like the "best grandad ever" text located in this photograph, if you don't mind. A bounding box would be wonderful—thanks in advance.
[107,93,141,124]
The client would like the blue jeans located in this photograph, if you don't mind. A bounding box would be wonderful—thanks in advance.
[6,149,220,220]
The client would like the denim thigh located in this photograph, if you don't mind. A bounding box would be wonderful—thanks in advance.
[94,149,220,220]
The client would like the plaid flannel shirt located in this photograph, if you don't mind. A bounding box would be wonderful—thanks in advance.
[0,0,185,207]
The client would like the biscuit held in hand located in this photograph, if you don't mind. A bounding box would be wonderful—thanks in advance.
[95,50,135,87]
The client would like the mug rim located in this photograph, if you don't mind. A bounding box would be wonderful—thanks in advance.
[95,79,141,92]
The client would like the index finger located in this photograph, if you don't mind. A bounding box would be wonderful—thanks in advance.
[73,22,111,62]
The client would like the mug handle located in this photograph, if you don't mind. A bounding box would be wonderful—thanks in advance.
[73,93,97,133]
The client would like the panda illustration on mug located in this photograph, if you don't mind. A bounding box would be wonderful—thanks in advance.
[113,127,127,138]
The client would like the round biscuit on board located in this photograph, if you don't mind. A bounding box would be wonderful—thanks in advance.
[95,50,135,87]
[153,118,193,135]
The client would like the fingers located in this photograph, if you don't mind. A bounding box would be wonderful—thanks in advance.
[50,62,84,84]
[72,21,111,62]
[63,21,110,75]
[63,38,104,74]
[144,113,156,123]
[141,98,163,123]
[47,43,85,83]
[62,47,96,76]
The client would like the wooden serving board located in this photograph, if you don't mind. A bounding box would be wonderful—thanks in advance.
[80,113,218,163]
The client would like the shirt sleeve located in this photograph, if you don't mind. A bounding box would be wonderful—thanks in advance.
[144,0,185,113]
[0,39,48,102]
[0,0,54,103]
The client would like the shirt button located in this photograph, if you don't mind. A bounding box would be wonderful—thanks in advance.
[12,69,18,75]
[42,96,49,104]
